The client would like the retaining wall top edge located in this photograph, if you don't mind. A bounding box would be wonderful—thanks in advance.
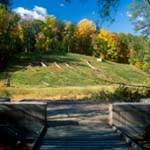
[113,102,150,106]
[0,102,47,105]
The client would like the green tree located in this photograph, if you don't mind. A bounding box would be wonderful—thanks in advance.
[21,19,44,52]
[96,0,150,36]
[0,0,10,8]
[0,7,22,70]
[63,22,75,53]
[128,0,150,37]
[35,16,56,52]
[66,0,150,36]
[22,20,36,52]
[35,15,66,53]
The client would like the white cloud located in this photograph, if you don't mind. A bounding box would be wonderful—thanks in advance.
[33,6,47,15]
[60,3,65,7]
[126,11,144,21]
[126,11,132,17]
[137,16,144,21]
[14,6,47,20]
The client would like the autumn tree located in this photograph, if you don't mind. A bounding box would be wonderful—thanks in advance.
[0,7,22,70]
[44,15,62,52]
[95,28,129,63]
[93,28,109,58]
[22,19,44,52]
[74,19,96,55]
[35,15,66,53]
[35,15,57,52]
[65,0,150,36]
[95,28,116,59]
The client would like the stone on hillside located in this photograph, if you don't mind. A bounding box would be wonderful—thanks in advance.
[41,62,47,67]
[97,58,103,62]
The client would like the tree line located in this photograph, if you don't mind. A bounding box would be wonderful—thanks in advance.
[0,3,149,73]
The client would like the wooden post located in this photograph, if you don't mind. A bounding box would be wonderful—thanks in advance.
[109,104,113,125]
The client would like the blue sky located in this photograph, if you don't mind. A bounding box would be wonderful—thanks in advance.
[11,0,136,34]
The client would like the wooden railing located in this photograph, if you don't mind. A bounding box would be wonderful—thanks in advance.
[0,102,47,149]
[109,103,150,149]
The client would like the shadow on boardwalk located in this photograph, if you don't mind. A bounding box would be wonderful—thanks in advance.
[38,101,130,150]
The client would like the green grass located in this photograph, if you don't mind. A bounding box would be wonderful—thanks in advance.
[0,52,150,100]
[0,85,116,101]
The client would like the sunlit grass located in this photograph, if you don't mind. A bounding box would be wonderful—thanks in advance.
[0,52,149,100]
[0,85,117,101]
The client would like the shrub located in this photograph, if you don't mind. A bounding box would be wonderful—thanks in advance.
[0,89,11,97]
[88,85,150,102]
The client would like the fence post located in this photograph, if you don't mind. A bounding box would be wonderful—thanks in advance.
[109,104,113,125]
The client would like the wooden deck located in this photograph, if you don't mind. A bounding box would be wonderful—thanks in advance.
[36,101,130,150]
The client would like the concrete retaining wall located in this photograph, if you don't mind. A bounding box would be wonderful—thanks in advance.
[0,102,47,139]
[140,98,150,103]
[109,103,150,140]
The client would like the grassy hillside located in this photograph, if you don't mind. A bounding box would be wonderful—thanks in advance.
[0,52,150,100]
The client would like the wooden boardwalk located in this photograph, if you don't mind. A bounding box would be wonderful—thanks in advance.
[37,101,130,150]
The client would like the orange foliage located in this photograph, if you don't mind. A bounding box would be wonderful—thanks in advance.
[0,81,5,88]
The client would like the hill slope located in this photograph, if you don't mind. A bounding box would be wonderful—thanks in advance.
[0,53,150,100]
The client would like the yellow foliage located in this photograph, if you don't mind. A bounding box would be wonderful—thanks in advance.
[45,15,57,28]
[75,19,96,37]
[98,28,117,47]
[98,28,109,41]
[17,24,24,42]
[135,61,144,69]
[129,48,136,58]
[37,33,46,40]
[35,33,49,51]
